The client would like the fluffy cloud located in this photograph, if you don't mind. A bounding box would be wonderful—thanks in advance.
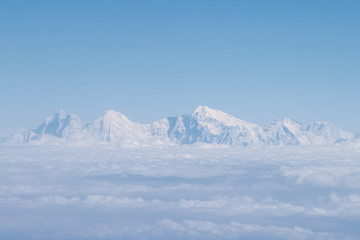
[0,144,359,239]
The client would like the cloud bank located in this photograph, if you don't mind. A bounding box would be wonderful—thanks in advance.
[0,144,359,239]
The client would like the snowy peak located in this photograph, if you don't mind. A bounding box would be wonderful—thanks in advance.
[11,106,355,146]
[97,109,134,131]
[306,121,353,143]
[267,118,302,127]
[265,118,304,134]
[263,119,353,145]
[166,106,263,145]
[103,109,128,120]
[264,118,308,145]
[82,109,150,142]
[44,109,67,124]
[22,110,82,142]
[192,106,247,127]
[192,105,217,118]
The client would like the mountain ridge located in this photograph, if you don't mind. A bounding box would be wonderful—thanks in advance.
[6,106,354,146]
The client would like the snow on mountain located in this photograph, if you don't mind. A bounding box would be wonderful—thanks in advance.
[263,119,354,145]
[166,106,265,145]
[263,118,309,145]
[305,121,353,144]
[151,118,170,136]
[20,110,83,143]
[10,106,355,146]
[81,110,151,143]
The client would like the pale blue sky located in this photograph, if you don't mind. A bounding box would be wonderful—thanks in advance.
[1,0,360,136]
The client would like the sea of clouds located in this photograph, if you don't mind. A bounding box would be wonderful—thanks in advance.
[0,142,360,239]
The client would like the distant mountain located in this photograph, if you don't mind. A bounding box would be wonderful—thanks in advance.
[20,110,83,143]
[263,118,308,145]
[8,106,354,146]
[165,106,265,145]
[81,110,151,143]
[263,118,353,145]
[305,122,353,144]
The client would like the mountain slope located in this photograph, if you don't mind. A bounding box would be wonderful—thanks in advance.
[21,110,83,142]
[9,106,354,146]
[263,118,309,145]
[166,106,265,145]
[305,121,353,144]
[81,110,152,143]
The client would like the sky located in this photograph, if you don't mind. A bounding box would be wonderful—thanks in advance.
[0,0,360,137]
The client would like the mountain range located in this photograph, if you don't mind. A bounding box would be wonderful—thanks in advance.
[8,106,354,146]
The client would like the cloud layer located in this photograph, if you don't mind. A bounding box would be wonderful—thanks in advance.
[0,144,359,239]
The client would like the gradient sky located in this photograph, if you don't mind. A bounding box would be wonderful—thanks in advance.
[1,0,360,137]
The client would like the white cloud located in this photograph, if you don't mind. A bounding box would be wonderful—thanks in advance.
[84,195,144,206]
[0,144,359,239]
[157,219,330,240]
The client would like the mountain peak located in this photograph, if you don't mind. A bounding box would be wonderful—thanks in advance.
[55,109,67,117]
[44,109,69,123]
[268,118,303,127]
[103,109,120,116]
[104,109,118,114]
[10,106,354,146]
[193,105,228,118]
[192,106,245,126]
[194,105,211,112]
[102,109,129,121]
[84,109,149,143]
[22,110,82,142]
[279,118,299,123]
[193,105,215,116]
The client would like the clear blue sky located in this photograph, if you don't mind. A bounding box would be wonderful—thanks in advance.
[1,0,359,137]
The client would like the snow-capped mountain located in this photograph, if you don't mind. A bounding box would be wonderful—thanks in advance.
[263,118,309,145]
[81,110,151,143]
[305,122,353,144]
[10,106,354,146]
[263,119,353,145]
[165,106,265,145]
[20,110,83,142]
